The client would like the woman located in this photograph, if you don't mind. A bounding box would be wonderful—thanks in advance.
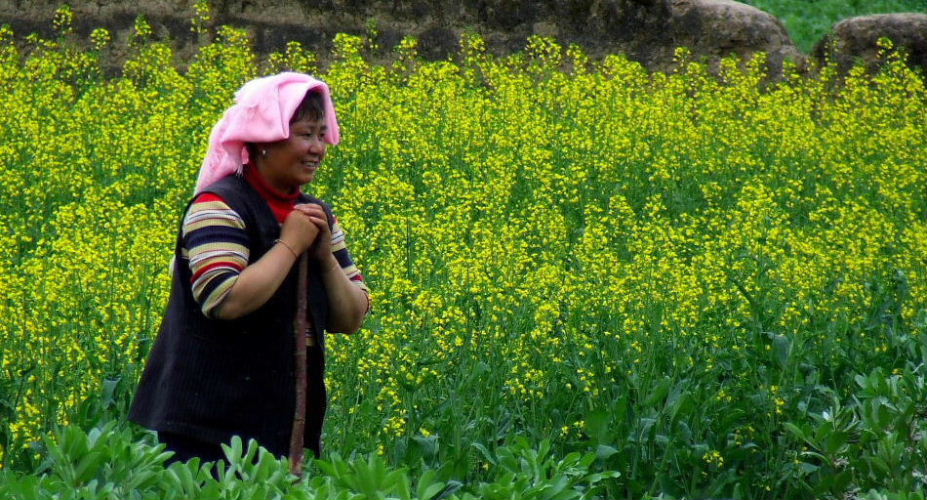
[130,72,371,464]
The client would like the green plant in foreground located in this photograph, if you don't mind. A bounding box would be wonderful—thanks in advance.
[0,424,617,500]
[465,437,619,500]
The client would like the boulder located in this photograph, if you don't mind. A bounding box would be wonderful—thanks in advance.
[814,13,927,75]
[668,0,804,73]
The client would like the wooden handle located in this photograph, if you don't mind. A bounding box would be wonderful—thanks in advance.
[289,254,309,477]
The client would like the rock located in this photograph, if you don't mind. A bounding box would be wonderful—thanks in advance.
[561,0,669,38]
[585,0,672,68]
[668,0,804,73]
[417,24,459,60]
[814,13,927,75]
[532,21,559,38]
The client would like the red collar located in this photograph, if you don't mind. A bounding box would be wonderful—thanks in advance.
[245,165,300,222]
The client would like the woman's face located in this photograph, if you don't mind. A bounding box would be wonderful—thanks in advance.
[258,114,328,193]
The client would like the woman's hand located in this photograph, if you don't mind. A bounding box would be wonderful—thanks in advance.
[280,207,321,255]
[293,203,332,263]
[215,209,319,320]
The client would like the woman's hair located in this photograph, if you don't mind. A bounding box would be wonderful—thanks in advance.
[291,90,325,124]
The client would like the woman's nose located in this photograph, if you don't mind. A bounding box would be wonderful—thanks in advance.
[308,136,326,153]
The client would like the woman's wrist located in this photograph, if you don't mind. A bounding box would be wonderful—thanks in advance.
[319,252,341,274]
[274,238,299,259]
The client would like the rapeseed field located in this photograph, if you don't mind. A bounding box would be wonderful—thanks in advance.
[0,9,925,498]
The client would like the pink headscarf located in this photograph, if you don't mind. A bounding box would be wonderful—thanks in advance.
[194,72,341,193]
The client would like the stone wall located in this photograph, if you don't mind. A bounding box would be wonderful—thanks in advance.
[0,0,924,75]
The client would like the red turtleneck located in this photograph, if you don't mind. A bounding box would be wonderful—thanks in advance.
[244,164,301,223]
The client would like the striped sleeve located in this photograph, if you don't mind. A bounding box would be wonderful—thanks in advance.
[331,215,372,315]
[181,193,249,318]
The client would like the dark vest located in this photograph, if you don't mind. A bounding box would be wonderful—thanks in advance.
[130,174,332,457]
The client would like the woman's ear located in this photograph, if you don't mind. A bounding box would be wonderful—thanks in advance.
[244,142,265,164]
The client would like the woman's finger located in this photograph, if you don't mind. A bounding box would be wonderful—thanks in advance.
[286,210,305,221]
[293,205,326,219]
[307,215,330,231]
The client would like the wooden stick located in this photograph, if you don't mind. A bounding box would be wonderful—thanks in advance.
[289,253,309,477]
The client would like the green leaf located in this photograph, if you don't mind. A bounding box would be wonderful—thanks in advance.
[415,468,445,500]
[823,431,848,456]
[596,444,619,460]
[73,451,106,484]
[418,481,445,500]
[584,410,610,443]
[412,434,439,459]
[586,470,621,483]
[799,462,820,475]
[783,422,808,442]
[773,334,791,368]
[471,442,496,466]
[644,377,672,407]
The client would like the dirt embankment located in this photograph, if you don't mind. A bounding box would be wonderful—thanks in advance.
[1,0,925,75]
[0,0,742,69]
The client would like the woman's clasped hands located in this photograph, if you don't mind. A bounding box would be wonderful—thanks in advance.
[280,203,332,261]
